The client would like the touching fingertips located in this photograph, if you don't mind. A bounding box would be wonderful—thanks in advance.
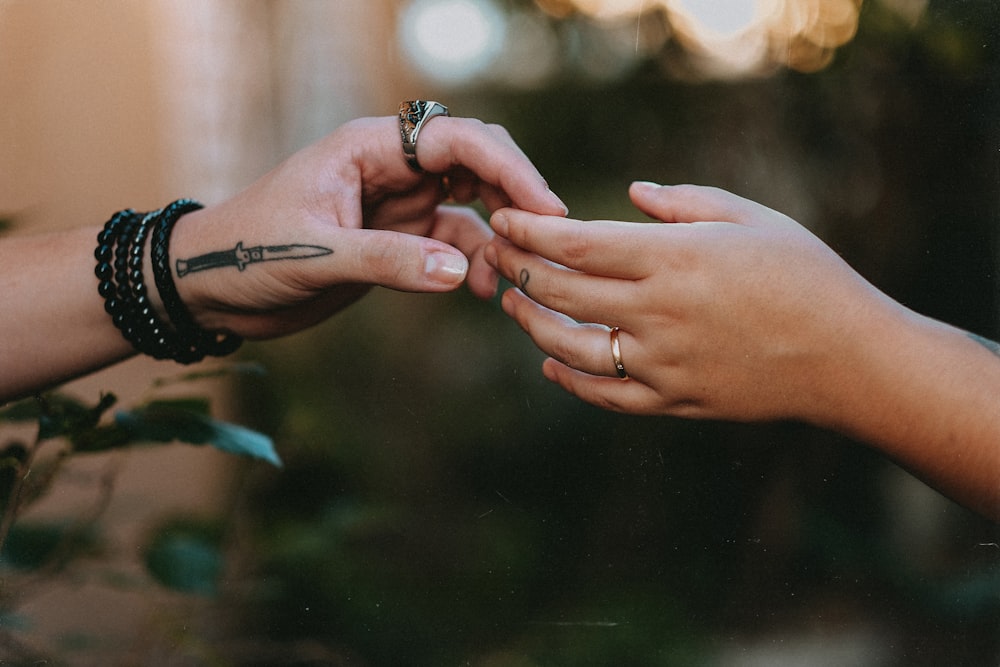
[499,288,516,315]
[490,211,509,236]
[483,242,498,268]
[547,188,569,216]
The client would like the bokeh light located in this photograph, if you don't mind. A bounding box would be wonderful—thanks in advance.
[536,0,874,78]
[398,0,507,84]
[673,0,758,36]
[399,0,930,85]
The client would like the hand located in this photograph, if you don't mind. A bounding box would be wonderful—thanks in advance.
[168,115,568,339]
[485,182,903,424]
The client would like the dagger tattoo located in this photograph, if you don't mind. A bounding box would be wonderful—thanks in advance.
[175,241,333,278]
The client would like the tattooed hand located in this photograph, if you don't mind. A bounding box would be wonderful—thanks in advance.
[165,115,567,340]
[486,182,1000,521]
[0,113,567,403]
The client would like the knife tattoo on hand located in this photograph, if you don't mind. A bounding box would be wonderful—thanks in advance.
[175,241,333,278]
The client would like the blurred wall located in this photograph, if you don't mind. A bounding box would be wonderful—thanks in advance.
[0,0,404,659]
[0,1,165,231]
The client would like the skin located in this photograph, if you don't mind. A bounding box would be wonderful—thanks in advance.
[485,182,1000,521]
[0,114,567,403]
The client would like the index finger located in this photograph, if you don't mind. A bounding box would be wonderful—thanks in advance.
[416,117,568,217]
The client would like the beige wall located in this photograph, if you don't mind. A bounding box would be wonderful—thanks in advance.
[0,1,165,231]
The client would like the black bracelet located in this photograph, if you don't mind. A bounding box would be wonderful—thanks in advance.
[95,208,140,331]
[95,202,243,364]
[150,199,243,361]
[126,210,181,360]
[98,209,179,360]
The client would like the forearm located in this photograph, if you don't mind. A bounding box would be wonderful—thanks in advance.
[824,306,1000,520]
[0,227,136,403]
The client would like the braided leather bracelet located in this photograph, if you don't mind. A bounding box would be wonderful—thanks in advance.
[150,199,242,361]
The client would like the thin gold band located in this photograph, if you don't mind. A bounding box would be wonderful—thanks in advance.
[610,326,628,379]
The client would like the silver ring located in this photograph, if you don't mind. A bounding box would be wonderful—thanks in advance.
[399,100,449,172]
[610,327,628,379]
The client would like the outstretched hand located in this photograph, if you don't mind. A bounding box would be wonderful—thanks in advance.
[169,114,567,339]
[485,182,899,424]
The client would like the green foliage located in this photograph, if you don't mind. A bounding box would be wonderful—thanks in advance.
[115,398,282,467]
[0,521,99,570]
[0,367,278,587]
[0,389,280,465]
[144,518,225,596]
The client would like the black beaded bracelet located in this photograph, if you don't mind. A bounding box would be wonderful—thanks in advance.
[95,201,243,364]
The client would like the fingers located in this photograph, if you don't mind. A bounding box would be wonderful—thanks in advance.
[500,288,627,377]
[540,359,667,416]
[331,227,471,293]
[486,236,639,325]
[499,288,668,414]
[424,205,498,299]
[331,205,499,297]
[417,117,568,216]
[489,209,658,279]
[628,181,759,225]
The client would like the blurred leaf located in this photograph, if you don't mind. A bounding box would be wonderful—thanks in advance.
[0,393,133,454]
[68,421,132,454]
[145,520,224,595]
[0,442,28,476]
[9,454,67,514]
[0,442,29,513]
[143,396,212,417]
[0,521,97,571]
[39,393,117,441]
[0,397,46,423]
[115,399,281,466]
[0,611,30,631]
[151,361,268,388]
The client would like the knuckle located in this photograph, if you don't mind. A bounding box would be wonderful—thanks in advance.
[542,279,574,312]
[361,238,411,281]
[485,122,512,139]
[548,337,582,370]
[560,226,595,263]
[590,392,630,414]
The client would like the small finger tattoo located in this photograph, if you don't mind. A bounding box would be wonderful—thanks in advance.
[519,268,530,295]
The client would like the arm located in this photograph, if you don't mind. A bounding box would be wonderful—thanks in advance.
[0,226,136,402]
[0,113,566,404]
[485,182,1000,520]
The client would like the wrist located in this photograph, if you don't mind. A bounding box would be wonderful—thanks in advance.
[96,201,242,364]
[791,290,912,435]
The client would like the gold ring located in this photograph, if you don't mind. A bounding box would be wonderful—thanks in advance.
[610,326,628,379]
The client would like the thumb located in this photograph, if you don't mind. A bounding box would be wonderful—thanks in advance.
[336,228,469,292]
[628,182,753,224]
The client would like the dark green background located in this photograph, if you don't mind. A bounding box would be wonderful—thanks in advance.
[230,2,1000,664]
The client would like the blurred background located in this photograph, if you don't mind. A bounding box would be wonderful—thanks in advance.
[0,0,998,665]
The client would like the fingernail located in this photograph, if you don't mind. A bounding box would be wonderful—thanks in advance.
[632,181,662,192]
[499,288,515,315]
[425,251,468,284]
[490,211,509,236]
[483,242,498,268]
[548,188,569,215]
